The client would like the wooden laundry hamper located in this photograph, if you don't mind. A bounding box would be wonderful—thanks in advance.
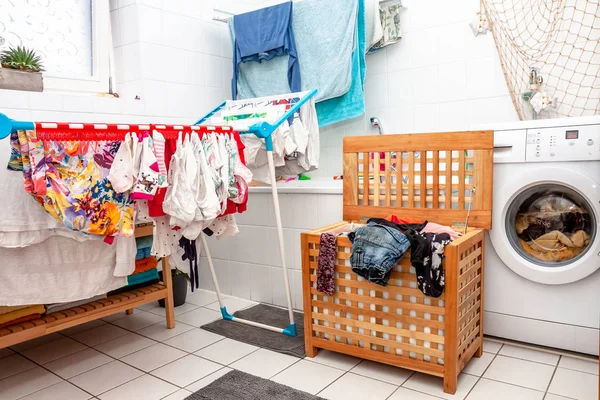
[301,131,493,394]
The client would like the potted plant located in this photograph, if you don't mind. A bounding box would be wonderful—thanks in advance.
[158,267,190,307]
[0,45,44,92]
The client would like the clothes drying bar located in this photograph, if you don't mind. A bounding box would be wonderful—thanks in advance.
[0,88,317,337]
[194,89,317,337]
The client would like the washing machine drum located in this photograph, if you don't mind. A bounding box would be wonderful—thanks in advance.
[490,167,600,285]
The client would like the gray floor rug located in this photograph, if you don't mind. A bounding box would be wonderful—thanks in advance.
[185,370,324,400]
[201,303,305,358]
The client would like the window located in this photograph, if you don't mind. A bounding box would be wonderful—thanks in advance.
[0,0,111,93]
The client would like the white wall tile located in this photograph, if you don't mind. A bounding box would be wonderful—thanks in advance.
[205,235,230,260]
[270,267,288,308]
[142,80,167,116]
[202,22,225,56]
[412,65,439,105]
[213,259,231,295]
[292,229,303,270]
[120,43,142,83]
[205,55,224,88]
[364,73,388,110]
[249,264,272,304]
[0,89,30,109]
[413,104,440,133]
[164,83,190,118]
[437,23,468,64]
[291,195,320,229]
[118,5,139,45]
[110,10,122,48]
[29,93,64,111]
[439,101,469,131]
[269,193,294,227]
[366,50,388,76]
[292,270,303,311]
[229,261,251,299]
[410,28,439,68]
[229,226,271,265]
[236,193,269,226]
[466,56,498,99]
[183,51,206,87]
[92,97,122,114]
[220,27,233,59]
[388,70,413,107]
[269,228,295,269]
[137,5,163,45]
[136,0,163,8]
[438,61,467,102]
[317,195,343,227]
[386,31,412,71]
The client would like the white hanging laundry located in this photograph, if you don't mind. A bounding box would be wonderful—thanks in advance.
[151,215,182,258]
[163,132,196,228]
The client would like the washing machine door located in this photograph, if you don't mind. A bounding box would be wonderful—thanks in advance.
[490,166,600,284]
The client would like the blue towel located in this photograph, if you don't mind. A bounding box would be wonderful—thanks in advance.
[135,247,152,260]
[127,268,159,286]
[232,2,300,100]
[135,236,153,250]
[232,0,358,105]
[315,0,367,126]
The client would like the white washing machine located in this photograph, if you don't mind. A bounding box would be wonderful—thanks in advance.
[472,116,600,356]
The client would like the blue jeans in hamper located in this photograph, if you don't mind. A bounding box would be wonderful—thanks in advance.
[349,223,411,286]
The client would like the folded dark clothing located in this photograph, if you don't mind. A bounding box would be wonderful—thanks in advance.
[108,279,160,296]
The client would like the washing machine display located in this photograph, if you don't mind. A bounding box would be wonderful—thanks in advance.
[506,184,595,267]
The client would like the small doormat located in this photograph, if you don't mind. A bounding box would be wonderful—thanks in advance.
[185,370,324,400]
[201,303,305,358]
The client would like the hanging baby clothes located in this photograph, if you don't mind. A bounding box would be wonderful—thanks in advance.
[109,132,160,200]
[13,129,135,242]
[220,92,319,183]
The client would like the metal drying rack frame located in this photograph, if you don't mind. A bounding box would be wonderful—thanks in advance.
[0,88,317,337]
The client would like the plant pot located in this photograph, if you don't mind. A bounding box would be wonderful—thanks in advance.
[158,270,188,308]
[0,68,43,92]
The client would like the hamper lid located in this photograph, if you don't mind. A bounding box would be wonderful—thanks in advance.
[342,131,494,229]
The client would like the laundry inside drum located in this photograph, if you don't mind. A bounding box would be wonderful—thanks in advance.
[507,184,595,267]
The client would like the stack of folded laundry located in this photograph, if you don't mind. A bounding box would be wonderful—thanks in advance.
[128,236,159,287]
[45,294,107,315]
[0,305,45,328]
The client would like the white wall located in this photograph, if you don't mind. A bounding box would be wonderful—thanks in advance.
[196,192,343,311]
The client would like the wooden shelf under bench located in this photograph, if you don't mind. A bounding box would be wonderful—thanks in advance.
[0,225,175,350]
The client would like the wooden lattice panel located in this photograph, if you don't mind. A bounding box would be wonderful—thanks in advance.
[302,227,486,391]
[306,234,446,373]
[343,131,493,229]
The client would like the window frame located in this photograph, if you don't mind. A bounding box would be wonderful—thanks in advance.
[41,0,111,94]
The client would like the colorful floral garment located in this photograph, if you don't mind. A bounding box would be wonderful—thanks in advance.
[11,130,135,240]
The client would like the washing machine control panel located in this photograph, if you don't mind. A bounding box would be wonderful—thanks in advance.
[526,125,600,162]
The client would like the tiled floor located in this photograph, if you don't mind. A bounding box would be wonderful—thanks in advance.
[0,290,598,400]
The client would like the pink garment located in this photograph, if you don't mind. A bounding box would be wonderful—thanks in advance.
[420,222,462,240]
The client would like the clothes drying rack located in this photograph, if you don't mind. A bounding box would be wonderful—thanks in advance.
[0,88,317,337]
